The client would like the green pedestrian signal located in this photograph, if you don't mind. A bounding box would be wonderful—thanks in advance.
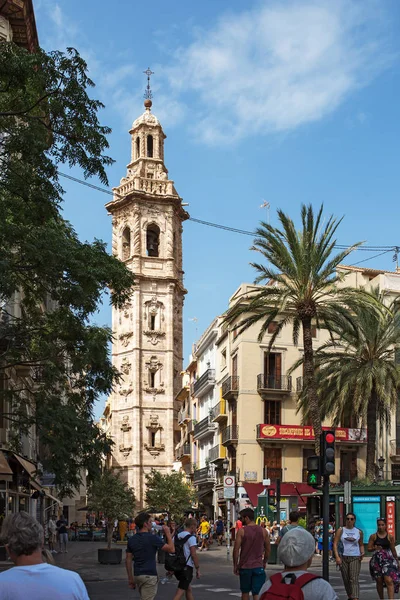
[307,455,321,487]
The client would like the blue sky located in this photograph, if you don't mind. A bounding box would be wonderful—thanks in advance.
[35,0,400,415]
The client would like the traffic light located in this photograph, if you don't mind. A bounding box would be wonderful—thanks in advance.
[306,455,321,487]
[321,430,335,477]
[268,488,276,506]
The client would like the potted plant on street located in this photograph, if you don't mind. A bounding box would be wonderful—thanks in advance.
[88,469,136,564]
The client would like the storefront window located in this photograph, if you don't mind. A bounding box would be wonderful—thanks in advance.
[8,494,16,515]
[18,495,28,512]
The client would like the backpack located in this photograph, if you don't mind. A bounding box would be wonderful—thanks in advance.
[164,533,194,572]
[260,572,321,600]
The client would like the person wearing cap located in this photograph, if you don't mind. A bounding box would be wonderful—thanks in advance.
[258,528,338,599]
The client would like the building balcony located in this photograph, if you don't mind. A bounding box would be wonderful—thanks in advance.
[221,376,239,401]
[209,443,226,463]
[193,466,215,485]
[186,419,194,435]
[257,374,292,396]
[221,425,239,446]
[263,466,283,481]
[193,416,215,440]
[178,407,191,425]
[389,440,400,462]
[193,369,215,397]
[210,400,227,423]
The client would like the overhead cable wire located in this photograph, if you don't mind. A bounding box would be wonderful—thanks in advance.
[58,171,397,256]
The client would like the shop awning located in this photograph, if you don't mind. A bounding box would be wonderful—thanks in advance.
[243,482,319,509]
[0,450,13,482]
[30,479,43,492]
[14,454,36,476]
[45,491,62,505]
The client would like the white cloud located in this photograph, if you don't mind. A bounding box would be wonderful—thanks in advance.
[163,0,393,144]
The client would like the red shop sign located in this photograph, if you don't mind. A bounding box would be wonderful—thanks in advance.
[386,501,395,537]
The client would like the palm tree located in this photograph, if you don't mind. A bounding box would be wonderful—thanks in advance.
[224,204,369,450]
[298,289,400,479]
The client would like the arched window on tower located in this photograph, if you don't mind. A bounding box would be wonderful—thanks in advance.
[146,224,160,257]
[122,227,131,260]
[147,134,153,157]
[136,136,140,159]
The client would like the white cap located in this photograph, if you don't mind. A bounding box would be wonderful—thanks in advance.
[278,528,315,567]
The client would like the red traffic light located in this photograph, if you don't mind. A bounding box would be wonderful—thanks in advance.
[268,489,275,496]
[325,433,335,444]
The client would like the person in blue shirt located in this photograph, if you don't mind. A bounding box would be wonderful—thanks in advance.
[0,511,89,600]
[216,516,225,546]
[126,512,174,600]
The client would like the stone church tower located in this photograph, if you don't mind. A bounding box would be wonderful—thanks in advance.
[105,92,188,507]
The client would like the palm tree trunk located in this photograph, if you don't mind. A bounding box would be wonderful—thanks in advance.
[302,317,321,453]
[366,389,378,480]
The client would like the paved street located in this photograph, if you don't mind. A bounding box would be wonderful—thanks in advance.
[42,541,384,599]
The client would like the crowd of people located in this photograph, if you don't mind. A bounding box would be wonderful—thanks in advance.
[1,509,400,599]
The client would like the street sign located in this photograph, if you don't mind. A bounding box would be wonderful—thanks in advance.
[224,487,235,499]
[224,475,235,487]
[344,481,352,505]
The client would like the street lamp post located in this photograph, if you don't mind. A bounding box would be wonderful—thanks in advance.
[223,458,231,560]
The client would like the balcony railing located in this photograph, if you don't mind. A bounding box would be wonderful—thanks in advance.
[257,374,292,393]
[390,440,400,457]
[193,466,215,484]
[222,376,239,400]
[178,407,191,424]
[193,416,214,439]
[209,444,226,463]
[193,369,215,397]
[182,443,190,456]
[296,377,303,393]
[222,425,239,445]
[210,400,227,423]
[263,466,283,481]
[187,420,194,435]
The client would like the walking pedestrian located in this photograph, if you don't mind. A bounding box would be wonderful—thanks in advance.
[125,512,174,600]
[172,517,200,600]
[0,512,89,599]
[233,508,270,600]
[259,528,338,599]
[275,510,301,546]
[333,512,364,600]
[47,514,57,554]
[216,516,224,546]
[198,516,211,552]
[56,516,68,553]
[368,518,400,599]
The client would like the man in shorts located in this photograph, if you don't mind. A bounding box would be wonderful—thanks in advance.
[126,512,174,600]
[172,518,200,600]
[198,516,210,552]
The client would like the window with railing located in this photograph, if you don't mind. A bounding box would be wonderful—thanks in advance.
[264,401,281,425]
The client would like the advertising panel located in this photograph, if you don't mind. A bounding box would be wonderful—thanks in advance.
[258,424,367,442]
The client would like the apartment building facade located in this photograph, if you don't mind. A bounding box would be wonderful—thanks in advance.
[175,265,400,519]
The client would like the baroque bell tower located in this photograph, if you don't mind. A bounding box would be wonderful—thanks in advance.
[106,72,188,507]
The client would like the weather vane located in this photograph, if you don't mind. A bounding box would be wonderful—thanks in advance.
[143,67,154,100]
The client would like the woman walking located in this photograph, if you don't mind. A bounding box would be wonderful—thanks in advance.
[333,513,364,600]
[368,518,400,599]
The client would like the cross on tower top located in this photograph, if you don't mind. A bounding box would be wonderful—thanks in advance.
[143,67,154,100]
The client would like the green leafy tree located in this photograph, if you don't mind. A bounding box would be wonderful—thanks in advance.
[298,289,400,479]
[145,469,195,521]
[88,470,136,548]
[224,204,372,450]
[0,42,134,493]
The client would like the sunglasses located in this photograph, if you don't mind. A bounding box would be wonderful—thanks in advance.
[346,517,355,521]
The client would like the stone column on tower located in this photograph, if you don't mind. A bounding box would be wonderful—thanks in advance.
[105,94,188,507]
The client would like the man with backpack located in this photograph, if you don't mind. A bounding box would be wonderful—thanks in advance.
[166,517,200,600]
[258,528,337,600]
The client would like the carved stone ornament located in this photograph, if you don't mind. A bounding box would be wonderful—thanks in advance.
[121,360,132,375]
[119,443,132,457]
[143,386,165,395]
[119,387,133,396]
[146,414,162,430]
[121,416,132,432]
[123,302,132,319]
[144,443,165,457]
[119,332,133,347]
[143,330,166,345]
